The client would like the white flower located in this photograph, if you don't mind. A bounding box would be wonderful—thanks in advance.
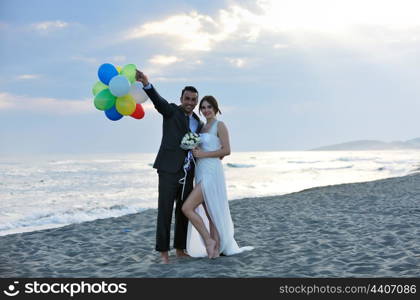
[180,132,201,150]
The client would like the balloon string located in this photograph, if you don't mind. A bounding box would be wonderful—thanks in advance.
[179,151,197,201]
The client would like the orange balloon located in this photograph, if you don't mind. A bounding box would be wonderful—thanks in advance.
[131,103,145,119]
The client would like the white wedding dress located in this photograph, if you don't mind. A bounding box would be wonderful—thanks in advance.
[186,120,254,257]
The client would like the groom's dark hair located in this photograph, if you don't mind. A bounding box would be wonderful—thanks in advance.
[181,86,198,98]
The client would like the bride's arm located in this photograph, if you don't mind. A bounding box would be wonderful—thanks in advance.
[193,122,231,158]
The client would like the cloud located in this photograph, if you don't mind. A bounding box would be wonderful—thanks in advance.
[0,92,92,115]
[123,0,420,55]
[0,92,156,115]
[71,56,126,66]
[273,43,289,49]
[31,20,69,32]
[0,93,15,110]
[256,0,420,31]
[149,55,183,65]
[16,74,41,80]
[124,9,244,51]
[226,58,246,68]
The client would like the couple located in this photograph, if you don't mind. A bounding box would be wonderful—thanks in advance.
[136,70,253,263]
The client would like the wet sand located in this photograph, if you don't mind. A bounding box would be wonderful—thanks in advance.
[1,173,419,277]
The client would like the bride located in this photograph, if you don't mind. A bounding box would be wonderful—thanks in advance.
[182,95,253,258]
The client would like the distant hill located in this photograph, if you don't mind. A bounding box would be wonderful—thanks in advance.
[310,137,420,151]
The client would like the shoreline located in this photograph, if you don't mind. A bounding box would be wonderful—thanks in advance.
[2,170,419,238]
[2,150,419,238]
[1,173,419,277]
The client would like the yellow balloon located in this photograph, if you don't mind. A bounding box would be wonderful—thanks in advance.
[116,66,122,73]
[116,94,136,115]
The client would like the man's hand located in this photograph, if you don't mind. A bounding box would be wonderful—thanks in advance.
[136,69,149,86]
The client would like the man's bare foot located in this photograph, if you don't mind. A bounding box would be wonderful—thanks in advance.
[160,251,169,264]
[205,238,217,258]
[175,249,190,258]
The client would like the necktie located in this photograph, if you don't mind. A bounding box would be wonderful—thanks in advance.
[185,115,191,132]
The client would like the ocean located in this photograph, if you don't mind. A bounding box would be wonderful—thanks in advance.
[1,150,419,236]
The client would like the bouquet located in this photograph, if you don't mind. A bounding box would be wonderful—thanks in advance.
[179,132,201,199]
[180,132,201,150]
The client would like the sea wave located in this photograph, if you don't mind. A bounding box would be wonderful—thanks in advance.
[316,165,354,170]
[2,150,420,236]
[288,160,321,164]
[336,157,377,162]
[0,205,146,236]
[226,163,256,168]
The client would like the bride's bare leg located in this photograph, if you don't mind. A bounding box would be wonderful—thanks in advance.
[210,223,220,257]
[213,225,220,257]
[202,202,220,257]
[182,184,216,258]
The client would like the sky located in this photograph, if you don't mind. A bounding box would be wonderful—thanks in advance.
[1,0,419,154]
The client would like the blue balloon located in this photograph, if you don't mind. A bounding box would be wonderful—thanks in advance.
[98,63,118,85]
[109,75,130,97]
[105,105,123,121]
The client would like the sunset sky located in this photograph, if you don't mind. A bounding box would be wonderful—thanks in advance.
[1,0,419,154]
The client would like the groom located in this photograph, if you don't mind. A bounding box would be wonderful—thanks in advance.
[136,70,203,263]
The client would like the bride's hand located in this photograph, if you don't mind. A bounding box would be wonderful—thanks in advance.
[192,148,204,158]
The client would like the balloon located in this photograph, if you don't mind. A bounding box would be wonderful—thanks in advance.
[116,94,136,115]
[131,103,145,119]
[121,64,137,83]
[109,75,130,97]
[98,63,118,85]
[105,105,123,121]
[94,89,116,111]
[129,81,149,103]
[92,81,108,96]
[93,62,145,121]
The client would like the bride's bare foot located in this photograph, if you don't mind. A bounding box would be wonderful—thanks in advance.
[211,233,220,258]
[209,224,220,258]
[205,238,217,258]
[213,242,220,258]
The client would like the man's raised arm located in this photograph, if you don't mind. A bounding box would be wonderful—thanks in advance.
[136,70,173,118]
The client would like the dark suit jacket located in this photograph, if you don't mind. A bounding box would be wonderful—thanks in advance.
[144,85,203,173]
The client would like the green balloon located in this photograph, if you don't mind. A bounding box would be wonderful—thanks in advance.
[92,81,108,96]
[121,64,137,83]
[94,89,116,111]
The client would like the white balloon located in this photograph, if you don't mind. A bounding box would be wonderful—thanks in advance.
[109,75,130,97]
[129,82,149,104]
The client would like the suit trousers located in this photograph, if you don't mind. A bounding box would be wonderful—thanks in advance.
[155,168,194,252]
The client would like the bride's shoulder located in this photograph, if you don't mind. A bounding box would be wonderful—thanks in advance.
[217,120,227,127]
[216,120,229,133]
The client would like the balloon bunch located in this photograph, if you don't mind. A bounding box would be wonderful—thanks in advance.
[92,63,148,121]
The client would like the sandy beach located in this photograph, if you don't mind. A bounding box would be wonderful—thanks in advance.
[1,173,419,278]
